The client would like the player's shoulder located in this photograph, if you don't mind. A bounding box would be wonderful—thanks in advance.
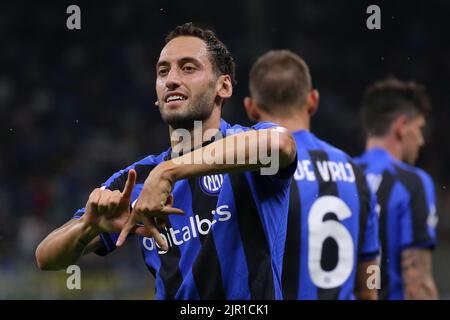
[132,151,168,167]
[299,134,366,180]
[292,130,339,154]
[313,135,354,162]
[353,148,396,174]
[323,140,369,180]
[352,153,364,166]
[103,150,169,187]
[251,121,282,130]
[394,161,434,192]
[220,118,288,139]
[293,131,361,171]
[224,120,283,134]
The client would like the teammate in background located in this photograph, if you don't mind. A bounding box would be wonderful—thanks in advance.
[35,23,298,299]
[354,78,438,300]
[244,50,379,300]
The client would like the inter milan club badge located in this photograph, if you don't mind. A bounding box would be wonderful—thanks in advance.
[199,174,224,196]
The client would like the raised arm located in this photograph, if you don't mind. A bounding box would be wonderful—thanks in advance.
[116,128,297,247]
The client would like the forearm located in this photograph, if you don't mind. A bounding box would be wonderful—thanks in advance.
[36,217,101,271]
[402,248,438,300]
[124,129,296,246]
[163,128,296,181]
[354,259,379,300]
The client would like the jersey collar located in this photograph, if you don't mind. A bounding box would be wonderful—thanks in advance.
[163,118,230,161]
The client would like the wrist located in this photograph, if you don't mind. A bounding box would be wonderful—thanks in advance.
[153,160,180,182]
[79,215,101,240]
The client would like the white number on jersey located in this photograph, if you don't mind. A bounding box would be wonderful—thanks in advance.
[308,195,354,288]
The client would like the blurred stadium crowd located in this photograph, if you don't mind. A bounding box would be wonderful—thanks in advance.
[0,1,449,298]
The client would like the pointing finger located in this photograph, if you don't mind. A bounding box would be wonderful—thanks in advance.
[121,169,137,200]
[116,214,136,247]
[161,206,185,216]
[141,215,168,251]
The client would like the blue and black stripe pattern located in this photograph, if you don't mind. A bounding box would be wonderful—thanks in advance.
[282,130,380,300]
[72,119,296,300]
[354,147,437,300]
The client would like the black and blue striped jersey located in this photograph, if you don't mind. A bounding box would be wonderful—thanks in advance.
[354,147,437,299]
[282,130,380,300]
[72,119,297,300]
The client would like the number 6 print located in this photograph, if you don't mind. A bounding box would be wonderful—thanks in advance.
[308,196,354,288]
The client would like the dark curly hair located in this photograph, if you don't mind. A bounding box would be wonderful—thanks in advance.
[361,77,431,136]
[165,22,236,85]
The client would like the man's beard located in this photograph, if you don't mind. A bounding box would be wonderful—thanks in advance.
[159,87,215,130]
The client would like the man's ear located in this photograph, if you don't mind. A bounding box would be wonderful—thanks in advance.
[392,115,408,141]
[244,97,261,122]
[217,75,233,100]
[306,89,319,115]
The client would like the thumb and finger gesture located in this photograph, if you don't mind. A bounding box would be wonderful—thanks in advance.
[116,174,184,249]
[118,169,136,208]
[85,169,136,231]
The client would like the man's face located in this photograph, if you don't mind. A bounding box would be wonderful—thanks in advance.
[156,36,218,129]
[402,114,426,165]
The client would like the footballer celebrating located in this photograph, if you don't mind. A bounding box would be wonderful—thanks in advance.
[36,23,297,300]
